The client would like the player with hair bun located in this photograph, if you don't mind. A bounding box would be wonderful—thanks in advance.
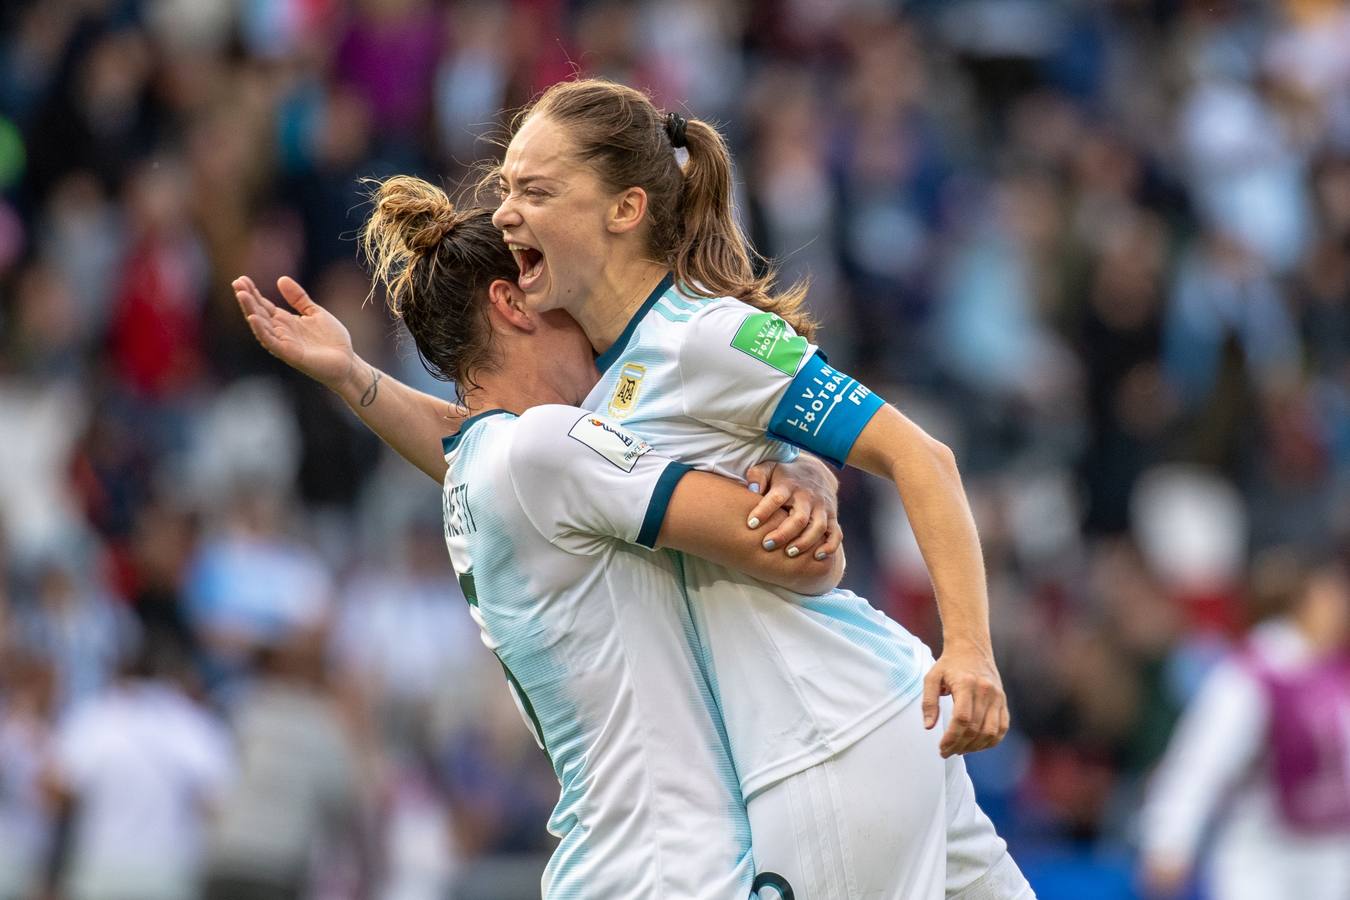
[238,177,847,899]
[240,72,1035,893]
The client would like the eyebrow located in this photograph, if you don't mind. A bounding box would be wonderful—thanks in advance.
[499,174,555,188]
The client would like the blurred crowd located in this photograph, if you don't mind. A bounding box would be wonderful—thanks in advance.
[1,0,1348,898]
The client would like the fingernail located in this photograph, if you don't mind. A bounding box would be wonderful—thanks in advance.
[786,546,800,558]
[815,550,827,560]
[748,482,760,494]
[747,517,760,529]
[763,539,777,551]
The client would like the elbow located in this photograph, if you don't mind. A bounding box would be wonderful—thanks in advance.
[893,435,960,485]
[787,550,845,597]
[926,435,959,473]
[786,575,833,597]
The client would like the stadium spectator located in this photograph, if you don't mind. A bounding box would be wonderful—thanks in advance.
[1,0,1349,893]
[183,488,332,680]
[41,631,233,900]
[0,654,55,900]
[203,631,370,900]
[17,557,138,715]
[1139,550,1350,899]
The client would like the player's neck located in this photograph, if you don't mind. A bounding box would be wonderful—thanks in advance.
[574,259,669,355]
[468,366,591,418]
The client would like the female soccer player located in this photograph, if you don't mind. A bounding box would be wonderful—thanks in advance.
[240,153,1031,896]
[483,79,1032,899]
[235,194,845,899]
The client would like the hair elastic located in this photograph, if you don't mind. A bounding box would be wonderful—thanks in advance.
[665,112,688,149]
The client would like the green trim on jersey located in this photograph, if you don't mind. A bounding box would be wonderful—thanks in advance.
[636,462,692,548]
[458,572,478,606]
[595,273,675,376]
[752,872,796,899]
[498,657,548,755]
[442,408,511,455]
[458,569,548,754]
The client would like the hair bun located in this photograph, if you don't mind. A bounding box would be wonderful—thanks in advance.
[402,204,456,255]
[368,176,458,256]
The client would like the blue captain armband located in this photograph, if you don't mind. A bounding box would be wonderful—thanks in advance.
[767,352,885,468]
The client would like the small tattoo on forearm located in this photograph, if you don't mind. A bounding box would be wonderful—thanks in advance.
[359,367,382,407]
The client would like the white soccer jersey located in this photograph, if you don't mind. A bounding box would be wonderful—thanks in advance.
[440,405,752,899]
[584,275,927,795]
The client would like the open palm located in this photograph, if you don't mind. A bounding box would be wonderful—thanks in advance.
[233,275,356,389]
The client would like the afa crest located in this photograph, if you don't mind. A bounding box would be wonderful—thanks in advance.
[608,362,645,418]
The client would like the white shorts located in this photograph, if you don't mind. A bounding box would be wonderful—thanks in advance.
[747,693,1034,899]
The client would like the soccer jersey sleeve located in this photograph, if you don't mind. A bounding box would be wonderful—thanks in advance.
[507,405,691,551]
[678,304,885,467]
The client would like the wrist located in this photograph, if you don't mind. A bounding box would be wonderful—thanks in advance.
[331,353,368,402]
[940,630,994,656]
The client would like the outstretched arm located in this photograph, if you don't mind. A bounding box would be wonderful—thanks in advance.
[234,275,461,482]
[511,407,845,597]
[848,405,1007,758]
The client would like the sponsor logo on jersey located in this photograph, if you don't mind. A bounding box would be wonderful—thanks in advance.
[608,362,645,418]
[568,414,651,472]
[730,312,810,376]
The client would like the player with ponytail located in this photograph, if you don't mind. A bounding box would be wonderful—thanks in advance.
[491,78,1032,898]
[234,175,854,897]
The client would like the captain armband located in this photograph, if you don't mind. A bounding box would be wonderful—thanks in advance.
[767,352,885,468]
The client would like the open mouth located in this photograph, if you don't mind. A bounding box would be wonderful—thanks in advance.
[508,243,545,289]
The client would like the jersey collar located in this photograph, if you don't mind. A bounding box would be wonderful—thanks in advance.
[442,408,512,455]
[593,272,674,378]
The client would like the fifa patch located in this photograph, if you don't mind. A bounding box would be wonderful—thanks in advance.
[568,413,651,472]
[608,362,645,419]
[730,312,810,376]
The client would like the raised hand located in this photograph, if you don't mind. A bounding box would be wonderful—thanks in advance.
[233,275,357,390]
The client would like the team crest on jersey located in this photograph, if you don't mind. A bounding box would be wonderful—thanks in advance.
[568,413,651,472]
[730,312,810,376]
[608,362,645,418]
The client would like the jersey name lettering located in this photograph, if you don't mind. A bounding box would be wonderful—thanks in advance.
[444,482,477,537]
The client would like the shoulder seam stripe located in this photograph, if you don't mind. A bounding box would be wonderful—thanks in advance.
[654,303,691,322]
[662,293,701,311]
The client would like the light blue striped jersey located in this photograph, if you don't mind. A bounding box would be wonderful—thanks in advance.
[583,275,926,795]
[441,405,752,898]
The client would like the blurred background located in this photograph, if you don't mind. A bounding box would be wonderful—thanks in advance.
[1,0,1348,898]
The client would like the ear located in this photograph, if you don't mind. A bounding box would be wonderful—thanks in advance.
[607,186,649,235]
[485,278,536,332]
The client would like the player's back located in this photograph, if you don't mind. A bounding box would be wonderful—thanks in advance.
[440,406,752,899]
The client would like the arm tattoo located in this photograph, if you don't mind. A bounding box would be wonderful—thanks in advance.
[359,366,382,407]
